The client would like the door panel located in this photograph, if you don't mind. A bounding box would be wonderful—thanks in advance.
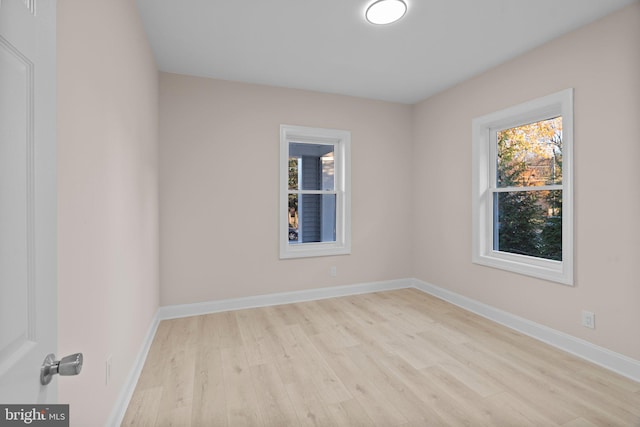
[0,33,34,376]
[0,0,57,403]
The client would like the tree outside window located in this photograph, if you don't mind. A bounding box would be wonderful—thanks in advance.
[495,117,563,261]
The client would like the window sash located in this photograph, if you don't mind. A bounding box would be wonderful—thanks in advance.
[288,190,338,195]
[490,185,562,193]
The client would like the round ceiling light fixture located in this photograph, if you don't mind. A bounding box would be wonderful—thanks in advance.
[365,0,407,25]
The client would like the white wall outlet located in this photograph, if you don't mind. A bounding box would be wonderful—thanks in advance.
[105,355,112,385]
[329,266,337,277]
[581,310,595,329]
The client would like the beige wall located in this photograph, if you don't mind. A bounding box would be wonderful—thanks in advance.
[57,0,159,425]
[159,74,413,305]
[412,2,640,360]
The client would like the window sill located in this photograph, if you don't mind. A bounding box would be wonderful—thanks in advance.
[472,251,573,285]
[280,242,351,259]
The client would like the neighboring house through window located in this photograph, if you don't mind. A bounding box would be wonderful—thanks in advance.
[280,125,351,259]
[472,89,574,284]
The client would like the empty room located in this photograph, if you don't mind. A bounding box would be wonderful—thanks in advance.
[1,0,639,426]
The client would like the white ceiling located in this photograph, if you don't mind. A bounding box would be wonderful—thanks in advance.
[135,0,637,104]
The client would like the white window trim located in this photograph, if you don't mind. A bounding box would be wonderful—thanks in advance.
[280,125,351,259]
[472,89,574,285]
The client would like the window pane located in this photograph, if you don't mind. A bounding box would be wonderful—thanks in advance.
[494,190,562,261]
[288,194,299,243]
[321,154,335,191]
[497,117,562,187]
[289,143,335,190]
[291,194,336,244]
[288,157,299,191]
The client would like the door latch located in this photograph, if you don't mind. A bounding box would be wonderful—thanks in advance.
[40,353,83,385]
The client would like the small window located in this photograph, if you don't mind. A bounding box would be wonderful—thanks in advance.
[472,89,573,284]
[280,125,351,259]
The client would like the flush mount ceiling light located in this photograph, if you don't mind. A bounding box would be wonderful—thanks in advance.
[365,0,407,25]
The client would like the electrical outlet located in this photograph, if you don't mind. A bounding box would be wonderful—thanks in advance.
[581,310,595,329]
[329,266,337,277]
[105,355,112,385]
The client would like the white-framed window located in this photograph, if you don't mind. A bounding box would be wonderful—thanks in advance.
[472,89,573,285]
[280,125,351,259]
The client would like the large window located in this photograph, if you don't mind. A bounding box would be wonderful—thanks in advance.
[472,89,573,284]
[280,125,351,259]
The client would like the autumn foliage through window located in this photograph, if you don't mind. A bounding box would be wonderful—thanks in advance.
[495,117,563,261]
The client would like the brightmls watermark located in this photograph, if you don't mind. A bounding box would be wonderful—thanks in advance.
[0,405,68,426]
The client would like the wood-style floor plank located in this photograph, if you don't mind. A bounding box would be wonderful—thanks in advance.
[122,289,640,426]
[121,386,162,427]
[190,344,226,426]
[220,345,262,426]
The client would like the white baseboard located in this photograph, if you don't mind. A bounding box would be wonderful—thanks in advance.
[158,278,413,320]
[105,312,160,427]
[411,278,640,383]
[107,277,640,426]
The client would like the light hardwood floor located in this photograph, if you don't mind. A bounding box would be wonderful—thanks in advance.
[122,289,640,426]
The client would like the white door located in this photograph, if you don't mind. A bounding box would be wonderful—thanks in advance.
[0,0,59,403]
